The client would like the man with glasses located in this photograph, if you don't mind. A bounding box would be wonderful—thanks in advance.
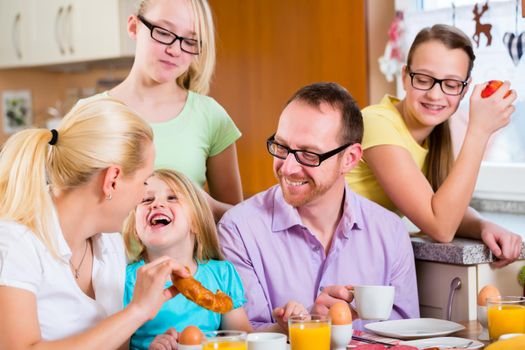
[218,82,419,332]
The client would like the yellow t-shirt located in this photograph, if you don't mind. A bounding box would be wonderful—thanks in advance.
[345,95,428,213]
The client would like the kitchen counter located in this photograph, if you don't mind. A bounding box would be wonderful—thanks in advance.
[411,235,525,265]
[412,201,525,322]
[409,205,525,265]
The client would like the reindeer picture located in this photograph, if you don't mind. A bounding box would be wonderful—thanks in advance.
[472,2,492,47]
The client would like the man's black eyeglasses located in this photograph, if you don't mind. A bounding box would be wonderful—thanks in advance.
[407,66,468,96]
[137,15,200,55]
[266,134,351,167]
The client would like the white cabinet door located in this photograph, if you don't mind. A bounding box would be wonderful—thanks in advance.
[0,0,33,67]
[1,0,134,68]
[67,0,134,62]
[416,261,478,322]
[32,0,70,65]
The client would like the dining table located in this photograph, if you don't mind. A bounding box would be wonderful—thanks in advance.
[351,320,490,349]
[451,320,488,348]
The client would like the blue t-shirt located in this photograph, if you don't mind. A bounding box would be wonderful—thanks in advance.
[124,259,246,350]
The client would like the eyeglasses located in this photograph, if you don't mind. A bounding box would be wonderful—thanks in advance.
[266,134,351,167]
[408,67,468,96]
[137,15,200,55]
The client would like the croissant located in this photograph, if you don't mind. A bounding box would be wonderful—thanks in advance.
[171,270,233,314]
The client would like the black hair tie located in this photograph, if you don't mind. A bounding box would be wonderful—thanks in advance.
[48,129,59,145]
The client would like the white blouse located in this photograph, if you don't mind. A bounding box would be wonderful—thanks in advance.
[0,218,126,340]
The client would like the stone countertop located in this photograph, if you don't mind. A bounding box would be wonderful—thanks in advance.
[410,207,525,265]
[410,235,525,265]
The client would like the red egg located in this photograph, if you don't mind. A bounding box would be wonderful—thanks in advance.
[481,80,511,98]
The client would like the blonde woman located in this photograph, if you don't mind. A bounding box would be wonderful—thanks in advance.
[84,0,243,221]
[0,98,190,350]
[123,169,252,350]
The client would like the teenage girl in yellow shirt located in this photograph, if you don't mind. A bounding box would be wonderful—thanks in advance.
[346,24,521,267]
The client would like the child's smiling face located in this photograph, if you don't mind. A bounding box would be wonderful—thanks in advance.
[135,175,193,250]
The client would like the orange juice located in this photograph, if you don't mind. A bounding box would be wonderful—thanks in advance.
[289,322,331,350]
[488,304,525,340]
[202,341,246,350]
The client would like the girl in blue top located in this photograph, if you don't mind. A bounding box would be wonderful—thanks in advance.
[123,169,251,350]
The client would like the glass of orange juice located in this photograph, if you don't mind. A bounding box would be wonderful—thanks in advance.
[487,296,525,340]
[202,330,247,350]
[289,314,331,350]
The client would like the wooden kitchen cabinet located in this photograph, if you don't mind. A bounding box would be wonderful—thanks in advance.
[0,0,135,68]
[0,0,33,67]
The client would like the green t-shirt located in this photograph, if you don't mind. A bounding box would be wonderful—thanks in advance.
[152,91,241,187]
[79,91,241,187]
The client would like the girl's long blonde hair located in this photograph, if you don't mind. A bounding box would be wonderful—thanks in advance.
[123,169,223,262]
[0,98,153,258]
[137,0,216,94]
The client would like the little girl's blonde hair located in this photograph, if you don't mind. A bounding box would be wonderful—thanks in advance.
[123,168,223,262]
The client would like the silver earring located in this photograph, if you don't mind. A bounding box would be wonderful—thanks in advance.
[106,193,112,201]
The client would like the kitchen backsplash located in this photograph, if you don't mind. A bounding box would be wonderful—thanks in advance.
[0,63,131,144]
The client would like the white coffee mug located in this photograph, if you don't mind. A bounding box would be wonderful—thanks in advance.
[247,332,287,350]
[353,285,395,320]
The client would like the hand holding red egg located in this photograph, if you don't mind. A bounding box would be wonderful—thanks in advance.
[469,80,516,138]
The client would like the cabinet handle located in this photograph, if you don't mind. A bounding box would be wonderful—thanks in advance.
[446,277,462,321]
[55,6,66,55]
[66,4,74,54]
[12,13,22,59]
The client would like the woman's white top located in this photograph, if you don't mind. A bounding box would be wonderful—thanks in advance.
[0,216,126,340]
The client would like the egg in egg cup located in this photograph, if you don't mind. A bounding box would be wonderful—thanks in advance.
[329,301,353,350]
[477,285,501,341]
[179,325,204,350]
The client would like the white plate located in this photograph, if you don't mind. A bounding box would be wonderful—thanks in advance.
[364,318,465,339]
[400,336,484,349]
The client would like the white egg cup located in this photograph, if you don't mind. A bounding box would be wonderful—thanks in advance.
[179,345,203,350]
[331,324,353,350]
[477,305,489,341]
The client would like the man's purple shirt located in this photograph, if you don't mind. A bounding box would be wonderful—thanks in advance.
[217,184,419,330]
